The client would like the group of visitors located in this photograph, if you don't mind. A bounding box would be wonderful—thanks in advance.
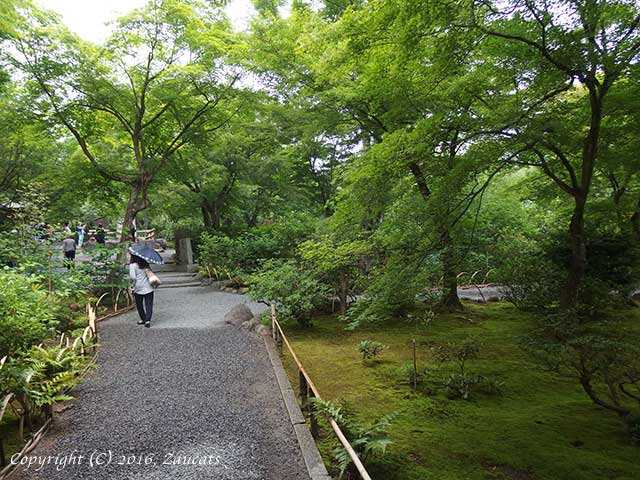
[61,221,108,269]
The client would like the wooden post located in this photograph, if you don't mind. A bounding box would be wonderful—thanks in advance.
[271,304,277,342]
[309,390,319,438]
[299,371,308,414]
[271,305,283,353]
[275,327,283,354]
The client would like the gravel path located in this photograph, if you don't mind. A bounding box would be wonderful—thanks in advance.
[11,282,310,480]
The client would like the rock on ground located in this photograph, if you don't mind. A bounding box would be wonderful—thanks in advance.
[224,304,254,327]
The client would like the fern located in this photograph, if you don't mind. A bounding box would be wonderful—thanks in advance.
[25,344,90,408]
[311,398,397,478]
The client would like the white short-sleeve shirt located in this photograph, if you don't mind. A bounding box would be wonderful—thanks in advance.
[129,263,153,295]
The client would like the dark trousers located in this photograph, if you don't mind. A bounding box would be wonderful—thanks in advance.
[64,250,75,270]
[134,292,154,322]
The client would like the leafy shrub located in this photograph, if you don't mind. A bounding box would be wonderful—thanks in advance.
[311,398,397,479]
[248,259,330,326]
[358,340,387,360]
[197,232,281,279]
[429,338,502,400]
[524,320,640,436]
[552,234,640,298]
[299,237,370,315]
[431,338,480,373]
[0,269,55,356]
[345,255,432,327]
[443,373,480,400]
[0,230,54,271]
[81,245,128,294]
[495,237,562,311]
[198,232,239,279]
[196,213,318,279]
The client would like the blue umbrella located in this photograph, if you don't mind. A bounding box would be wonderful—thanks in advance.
[128,244,164,265]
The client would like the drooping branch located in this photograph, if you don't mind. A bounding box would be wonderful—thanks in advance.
[579,373,631,417]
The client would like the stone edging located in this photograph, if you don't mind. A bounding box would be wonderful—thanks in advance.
[262,336,332,480]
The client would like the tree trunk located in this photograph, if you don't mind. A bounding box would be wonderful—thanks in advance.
[338,271,349,316]
[120,183,144,244]
[201,205,212,228]
[201,199,216,229]
[211,203,221,230]
[200,200,222,230]
[441,229,463,311]
[561,195,587,310]
[558,84,604,310]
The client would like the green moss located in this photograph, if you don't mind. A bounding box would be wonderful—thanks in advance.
[0,408,26,461]
[281,302,640,480]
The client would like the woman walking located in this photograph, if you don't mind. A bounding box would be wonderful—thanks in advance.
[129,254,155,328]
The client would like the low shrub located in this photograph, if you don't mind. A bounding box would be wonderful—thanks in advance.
[358,340,387,360]
[248,259,330,327]
[0,269,55,356]
[430,338,503,400]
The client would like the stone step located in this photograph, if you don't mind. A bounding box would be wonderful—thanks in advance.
[153,264,199,273]
[158,272,199,278]
[158,282,202,289]
[159,275,200,285]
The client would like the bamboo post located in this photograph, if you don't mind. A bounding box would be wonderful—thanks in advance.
[412,339,418,390]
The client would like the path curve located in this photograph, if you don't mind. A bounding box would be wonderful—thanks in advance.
[11,281,310,480]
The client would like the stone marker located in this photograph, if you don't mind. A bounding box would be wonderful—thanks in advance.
[176,237,194,265]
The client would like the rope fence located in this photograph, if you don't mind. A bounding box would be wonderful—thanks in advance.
[270,305,373,480]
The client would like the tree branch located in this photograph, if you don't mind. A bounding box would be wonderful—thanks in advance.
[532,149,576,196]
[408,162,431,200]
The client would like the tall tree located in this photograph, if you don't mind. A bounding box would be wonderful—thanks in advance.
[7,0,242,241]
[472,0,640,309]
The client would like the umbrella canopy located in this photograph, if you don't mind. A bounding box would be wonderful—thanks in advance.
[128,244,164,265]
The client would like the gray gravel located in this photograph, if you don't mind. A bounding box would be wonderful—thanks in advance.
[11,281,309,480]
[457,285,508,302]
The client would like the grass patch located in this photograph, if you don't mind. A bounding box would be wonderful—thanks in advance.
[280,302,639,480]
